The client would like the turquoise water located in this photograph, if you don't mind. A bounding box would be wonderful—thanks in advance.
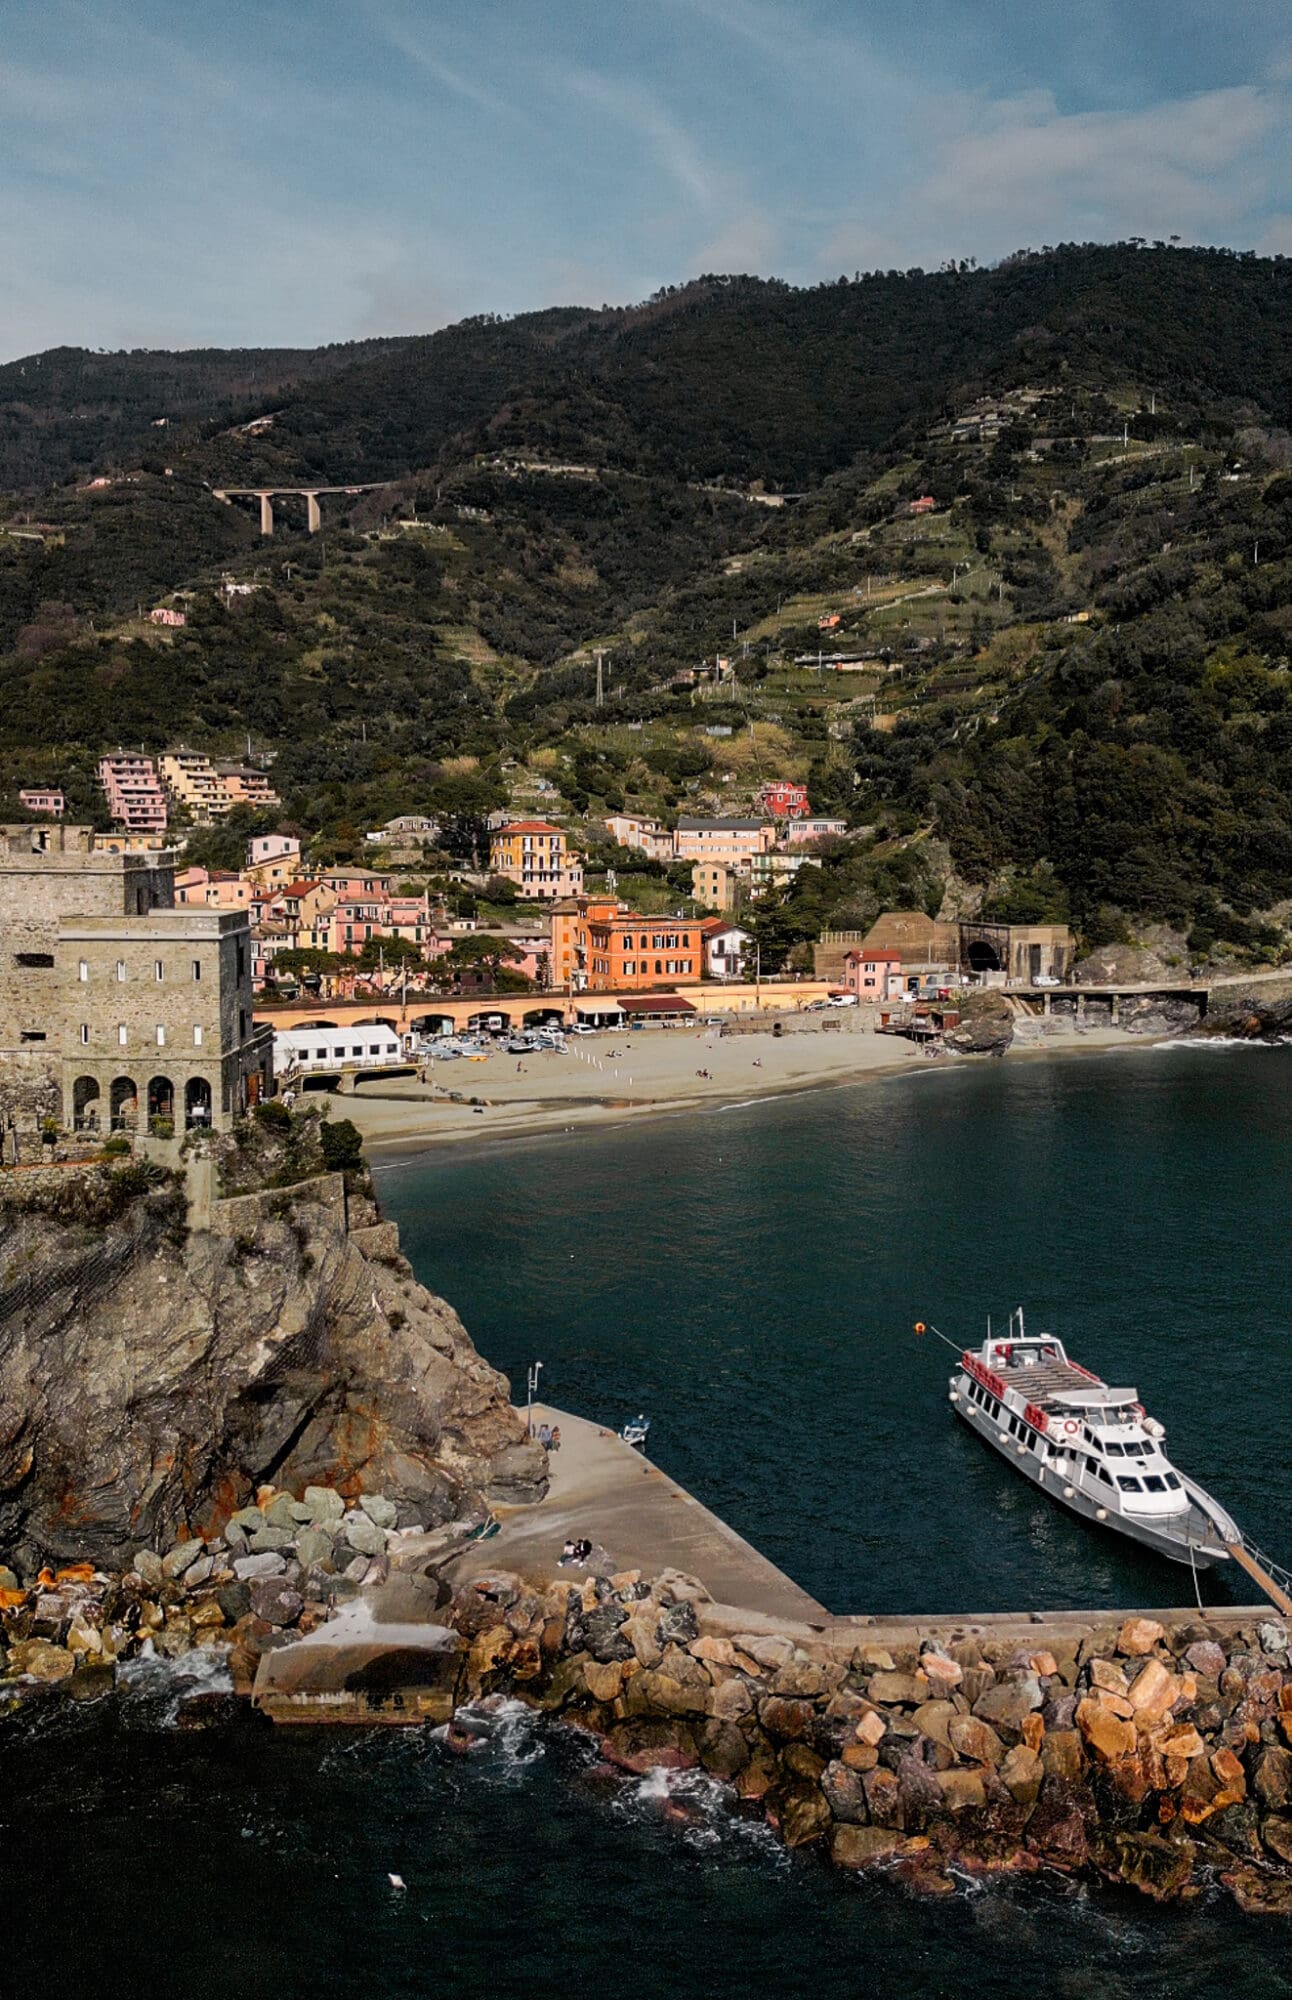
[5,1049,1292,1997]
[377,1046,1292,1617]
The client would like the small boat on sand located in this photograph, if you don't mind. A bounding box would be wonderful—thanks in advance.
[945,1310,1244,1571]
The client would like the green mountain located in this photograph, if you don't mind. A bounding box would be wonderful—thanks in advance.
[3,242,1292,958]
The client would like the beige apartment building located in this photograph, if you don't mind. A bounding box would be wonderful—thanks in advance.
[0,823,271,1155]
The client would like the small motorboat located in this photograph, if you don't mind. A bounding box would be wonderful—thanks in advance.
[621,1414,651,1451]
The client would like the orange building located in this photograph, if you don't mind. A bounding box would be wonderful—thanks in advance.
[548,896,703,990]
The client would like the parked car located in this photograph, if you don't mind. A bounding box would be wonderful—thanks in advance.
[568,1022,597,1035]
[828,993,859,1008]
[1033,974,1061,988]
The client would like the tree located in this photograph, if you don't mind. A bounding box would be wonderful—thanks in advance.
[428,933,526,991]
[356,932,424,971]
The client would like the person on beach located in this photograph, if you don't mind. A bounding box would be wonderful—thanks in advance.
[548,1425,562,1452]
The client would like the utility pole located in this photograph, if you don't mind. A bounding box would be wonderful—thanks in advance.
[595,649,606,707]
[526,1360,543,1438]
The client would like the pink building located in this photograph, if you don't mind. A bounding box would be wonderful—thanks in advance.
[174,866,252,909]
[758,781,810,819]
[98,753,167,831]
[842,948,902,998]
[149,607,186,628]
[18,787,64,818]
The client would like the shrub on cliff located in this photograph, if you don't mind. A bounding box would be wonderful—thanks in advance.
[319,1118,364,1173]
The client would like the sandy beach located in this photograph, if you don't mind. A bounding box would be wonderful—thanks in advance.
[338,1011,1147,1154]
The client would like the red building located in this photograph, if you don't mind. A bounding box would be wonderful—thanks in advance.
[757,780,810,819]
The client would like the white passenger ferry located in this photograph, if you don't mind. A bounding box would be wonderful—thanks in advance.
[946,1310,1242,1571]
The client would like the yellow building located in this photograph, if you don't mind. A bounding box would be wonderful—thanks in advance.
[489,820,584,900]
[691,861,737,912]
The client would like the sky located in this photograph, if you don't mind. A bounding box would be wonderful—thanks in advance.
[1,0,1290,358]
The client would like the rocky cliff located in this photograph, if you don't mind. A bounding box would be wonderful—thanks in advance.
[1198,977,1292,1041]
[0,1120,545,1574]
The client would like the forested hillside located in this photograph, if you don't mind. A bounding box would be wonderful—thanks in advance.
[3,242,1292,958]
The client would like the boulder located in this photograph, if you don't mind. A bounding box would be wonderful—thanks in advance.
[161,1538,206,1580]
[1117,1617,1165,1657]
[602,1718,696,1773]
[626,1664,709,1718]
[293,1526,336,1571]
[1185,1639,1227,1678]
[868,1669,929,1706]
[758,1695,815,1740]
[709,1675,753,1723]
[854,1709,887,1747]
[862,1765,902,1826]
[775,1781,831,1849]
[831,1824,900,1868]
[232,1552,287,1581]
[696,1719,749,1779]
[133,1549,164,1589]
[1000,1743,1044,1807]
[264,1494,300,1530]
[911,1700,958,1751]
[248,1579,303,1628]
[359,1493,398,1530]
[6,1639,74,1681]
[919,1652,963,1691]
[621,1610,663,1668]
[1254,1745,1292,1810]
[303,1486,345,1523]
[1077,1699,1136,1763]
[974,1676,1042,1734]
[937,1768,987,1810]
[1262,1817,1292,1865]
[948,1714,1004,1768]
[583,1658,626,1703]
[248,1526,294,1554]
[343,1517,387,1559]
[1128,1658,1181,1723]
[1089,1658,1129,1696]
[770,1656,833,1700]
[821,1758,869,1823]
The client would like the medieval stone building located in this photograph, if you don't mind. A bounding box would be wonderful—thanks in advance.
[0,823,272,1155]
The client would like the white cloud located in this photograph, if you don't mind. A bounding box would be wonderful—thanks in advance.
[823,84,1290,271]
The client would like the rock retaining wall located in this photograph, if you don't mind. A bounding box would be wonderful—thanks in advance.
[417,1565,1292,1912]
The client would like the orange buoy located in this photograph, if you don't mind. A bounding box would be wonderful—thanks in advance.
[914,1321,927,1335]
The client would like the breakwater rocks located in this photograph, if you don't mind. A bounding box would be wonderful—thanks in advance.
[430,1568,1292,1912]
[0,1141,545,1573]
[0,1479,436,1703]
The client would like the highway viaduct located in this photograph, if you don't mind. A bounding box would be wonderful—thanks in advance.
[210,482,392,535]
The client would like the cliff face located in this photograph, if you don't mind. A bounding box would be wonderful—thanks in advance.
[0,1158,545,1574]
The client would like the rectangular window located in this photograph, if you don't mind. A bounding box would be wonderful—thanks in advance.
[156,1025,166,1047]
[117,1024,127,1046]
[1143,1475,1166,1493]
[194,1026,203,1047]
[193,959,202,981]
[80,1024,89,1045]
[1117,1476,1143,1493]
[1105,1440,1125,1457]
[155,960,164,982]
[79,960,89,982]
[116,961,126,982]
[1165,1472,1181,1491]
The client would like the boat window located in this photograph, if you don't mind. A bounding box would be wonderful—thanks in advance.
[1116,1476,1143,1493]
[1165,1472,1181,1490]
[1105,1440,1125,1457]
[1143,1475,1166,1493]
[1097,1464,1113,1484]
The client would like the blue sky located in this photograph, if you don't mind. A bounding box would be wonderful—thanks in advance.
[1,0,1289,357]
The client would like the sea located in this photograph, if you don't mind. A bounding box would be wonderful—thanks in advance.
[4,1045,1292,1999]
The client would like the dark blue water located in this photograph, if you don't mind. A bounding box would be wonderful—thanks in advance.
[6,1049,1292,1995]
[378,1046,1291,1617]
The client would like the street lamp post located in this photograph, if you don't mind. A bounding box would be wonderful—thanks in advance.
[526,1360,544,1438]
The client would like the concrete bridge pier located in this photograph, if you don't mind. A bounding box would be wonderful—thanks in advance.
[305,492,321,533]
[258,492,274,536]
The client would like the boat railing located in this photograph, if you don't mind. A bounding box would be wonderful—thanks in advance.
[1222,1532,1292,1615]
